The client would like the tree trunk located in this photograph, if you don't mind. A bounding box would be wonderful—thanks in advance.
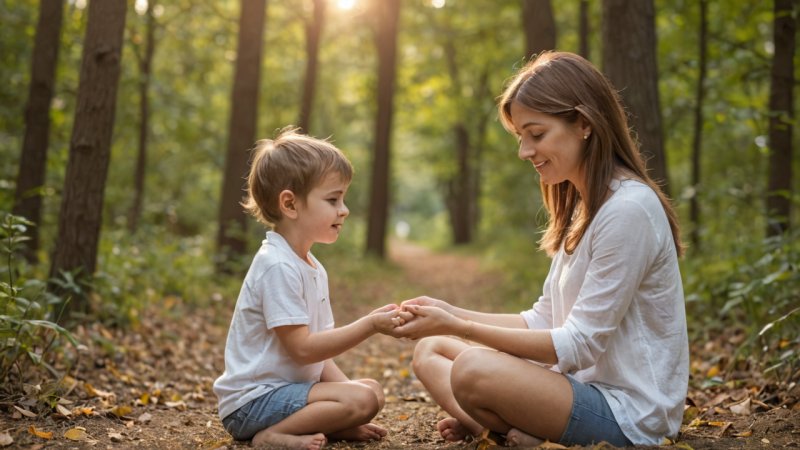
[521,0,556,60]
[216,0,267,271]
[298,0,325,133]
[601,0,670,195]
[445,123,473,244]
[12,0,64,262]
[128,0,157,233]
[766,0,796,236]
[579,0,590,59]
[689,0,708,250]
[365,0,400,258]
[49,0,127,313]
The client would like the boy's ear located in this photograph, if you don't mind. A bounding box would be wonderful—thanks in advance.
[278,190,298,219]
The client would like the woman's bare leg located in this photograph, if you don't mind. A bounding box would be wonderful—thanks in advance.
[449,347,573,442]
[412,336,484,441]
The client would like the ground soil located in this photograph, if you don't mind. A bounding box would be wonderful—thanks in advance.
[1,241,798,449]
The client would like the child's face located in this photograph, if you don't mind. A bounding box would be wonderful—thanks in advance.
[295,172,350,245]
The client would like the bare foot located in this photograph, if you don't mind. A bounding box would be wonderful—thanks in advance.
[328,423,387,441]
[436,417,474,442]
[251,430,326,449]
[505,428,544,447]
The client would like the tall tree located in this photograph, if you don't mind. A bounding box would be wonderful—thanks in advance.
[216,0,267,270]
[12,0,64,262]
[298,0,325,133]
[436,12,492,245]
[365,0,400,258]
[128,0,158,233]
[601,0,670,195]
[689,0,708,250]
[579,0,590,59]
[49,0,127,312]
[521,0,556,60]
[766,0,796,236]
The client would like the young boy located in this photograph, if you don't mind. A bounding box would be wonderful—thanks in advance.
[213,128,403,450]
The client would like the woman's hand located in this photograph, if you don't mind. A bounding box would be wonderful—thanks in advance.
[400,296,454,314]
[393,304,467,340]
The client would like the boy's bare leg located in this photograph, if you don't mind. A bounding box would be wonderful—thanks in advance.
[253,381,384,445]
[412,337,484,441]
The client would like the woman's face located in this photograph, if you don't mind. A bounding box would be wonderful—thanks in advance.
[510,101,589,194]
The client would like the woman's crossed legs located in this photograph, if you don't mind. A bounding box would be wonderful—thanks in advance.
[412,336,573,445]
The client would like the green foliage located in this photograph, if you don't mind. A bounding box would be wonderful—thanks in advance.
[683,222,800,380]
[92,223,239,326]
[0,213,79,389]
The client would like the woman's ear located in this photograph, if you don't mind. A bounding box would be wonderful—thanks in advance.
[278,190,298,219]
[578,115,592,140]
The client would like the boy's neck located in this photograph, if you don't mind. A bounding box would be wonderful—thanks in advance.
[272,227,315,267]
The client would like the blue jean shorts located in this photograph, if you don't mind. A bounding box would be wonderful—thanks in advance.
[559,376,633,447]
[222,382,316,441]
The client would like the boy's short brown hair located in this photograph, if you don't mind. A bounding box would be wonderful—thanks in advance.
[242,127,353,227]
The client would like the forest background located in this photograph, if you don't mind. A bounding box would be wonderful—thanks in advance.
[0,0,798,447]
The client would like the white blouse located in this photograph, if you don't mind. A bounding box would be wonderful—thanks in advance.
[521,179,689,445]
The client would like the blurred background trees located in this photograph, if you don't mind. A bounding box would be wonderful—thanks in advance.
[1,0,797,380]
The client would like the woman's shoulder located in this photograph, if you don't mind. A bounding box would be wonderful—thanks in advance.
[607,179,661,210]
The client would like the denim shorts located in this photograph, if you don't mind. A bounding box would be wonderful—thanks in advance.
[559,376,633,447]
[222,382,315,441]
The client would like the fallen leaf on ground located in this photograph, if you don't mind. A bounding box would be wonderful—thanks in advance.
[0,432,12,447]
[111,405,133,417]
[64,428,88,441]
[165,400,187,410]
[55,403,72,417]
[729,397,751,415]
[28,426,52,440]
[138,412,153,423]
[84,383,114,399]
[13,405,36,418]
[108,432,124,442]
[537,441,568,448]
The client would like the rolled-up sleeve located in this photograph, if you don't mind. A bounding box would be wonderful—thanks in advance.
[552,200,660,374]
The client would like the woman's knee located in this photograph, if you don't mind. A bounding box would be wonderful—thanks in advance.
[411,336,442,376]
[451,347,495,395]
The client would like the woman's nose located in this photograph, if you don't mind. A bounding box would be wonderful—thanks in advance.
[518,142,535,160]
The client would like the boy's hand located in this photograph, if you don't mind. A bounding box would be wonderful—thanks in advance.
[369,303,415,336]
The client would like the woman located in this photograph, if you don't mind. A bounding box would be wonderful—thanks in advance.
[395,51,688,447]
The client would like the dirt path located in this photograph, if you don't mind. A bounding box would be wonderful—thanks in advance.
[2,240,797,449]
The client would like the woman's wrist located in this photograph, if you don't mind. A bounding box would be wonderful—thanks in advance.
[461,319,473,341]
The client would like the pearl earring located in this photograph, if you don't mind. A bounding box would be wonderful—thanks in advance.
[583,134,589,140]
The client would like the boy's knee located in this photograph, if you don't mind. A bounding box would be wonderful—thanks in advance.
[356,378,385,410]
[345,383,380,421]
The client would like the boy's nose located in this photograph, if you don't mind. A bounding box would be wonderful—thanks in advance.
[340,204,349,217]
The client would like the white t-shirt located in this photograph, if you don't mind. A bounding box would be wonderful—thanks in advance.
[520,179,689,445]
[213,231,335,420]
